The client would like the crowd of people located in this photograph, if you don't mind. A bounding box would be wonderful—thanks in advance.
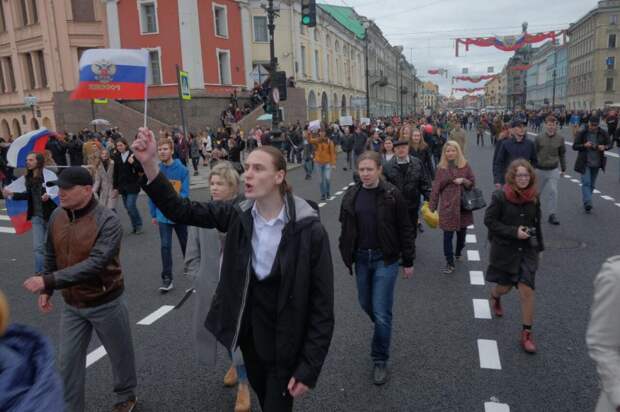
[2,103,620,412]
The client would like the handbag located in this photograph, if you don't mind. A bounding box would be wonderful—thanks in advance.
[461,187,486,211]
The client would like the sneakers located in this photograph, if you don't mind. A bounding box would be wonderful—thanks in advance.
[490,293,503,317]
[112,398,137,412]
[373,362,389,385]
[442,264,455,274]
[234,383,251,412]
[193,171,199,176]
[223,365,238,387]
[520,330,537,354]
[159,279,174,293]
[548,214,560,225]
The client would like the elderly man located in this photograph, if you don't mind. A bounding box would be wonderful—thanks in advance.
[23,166,137,412]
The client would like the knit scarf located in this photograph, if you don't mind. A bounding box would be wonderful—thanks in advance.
[503,184,537,205]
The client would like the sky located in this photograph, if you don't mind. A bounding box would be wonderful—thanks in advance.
[320,0,597,97]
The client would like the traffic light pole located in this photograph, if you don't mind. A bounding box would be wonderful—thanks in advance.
[267,0,280,136]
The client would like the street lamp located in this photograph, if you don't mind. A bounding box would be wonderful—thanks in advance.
[362,19,371,118]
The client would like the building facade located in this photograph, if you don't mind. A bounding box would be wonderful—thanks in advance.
[484,75,502,107]
[107,0,248,98]
[0,0,107,138]
[567,0,620,110]
[525,41,568,109]
[506,46,535,111]
[420,81,439,111]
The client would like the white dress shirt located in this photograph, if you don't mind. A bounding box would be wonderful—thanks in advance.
[251,203,288,280]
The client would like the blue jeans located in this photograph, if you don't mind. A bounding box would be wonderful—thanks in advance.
[31,216,47,273]
[580,167,600,207]
[354,250,399,363]
[443,229,466,265]
[229,349,248,383]
[158,222,188,281]
[318,163,332,198]
[121,193,143,231]
[304,159,314,177]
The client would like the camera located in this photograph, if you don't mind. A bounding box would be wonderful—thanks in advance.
[524,227,537,238]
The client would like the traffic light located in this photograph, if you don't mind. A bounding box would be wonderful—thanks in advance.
[301,0,316,27]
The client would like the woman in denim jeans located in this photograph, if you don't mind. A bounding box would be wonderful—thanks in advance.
[309,129,336,200]
[112,138,144,234]
[339,151,415,386]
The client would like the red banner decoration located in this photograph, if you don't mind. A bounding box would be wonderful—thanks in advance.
[508,64,533,71]
[427,68,448,78]
[452,87,485,93]
[455,31,565,56]
[452,74,497,83]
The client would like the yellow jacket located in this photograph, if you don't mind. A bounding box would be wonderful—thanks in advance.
[309,136,336,165]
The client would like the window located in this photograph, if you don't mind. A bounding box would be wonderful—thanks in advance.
[28,0,37,23]
[313,50,319,80]
[609,33,616,48]
[0,3,6,32]
[213,4,228,38]
[314,29,319,42]
[0,62,5,93]
[17,0,28,26]
[608,56,616,70]
[147,49,162,85]
[23,53,35,89]
[35,50,47,88]
[139,1,158,34]
[217,50,231,85]
[299,22,305,35]
[5,57,15,91]
[607,77,614,92]
[611,14,618,25]
[71,0,95,22]
[300,45,307,75]
[253,16,268,42]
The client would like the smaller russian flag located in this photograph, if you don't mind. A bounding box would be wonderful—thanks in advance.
[6,128,52,168]
[71,49,149,101]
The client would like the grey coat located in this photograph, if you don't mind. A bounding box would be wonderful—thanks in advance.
[93,161,117,210]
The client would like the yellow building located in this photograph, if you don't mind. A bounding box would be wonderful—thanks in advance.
[246,1,367,123]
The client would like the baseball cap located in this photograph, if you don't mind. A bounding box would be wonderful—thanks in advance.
[511,119,526,128]
[46,166,93,189]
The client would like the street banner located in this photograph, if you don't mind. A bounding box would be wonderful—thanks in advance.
[7,128,53,168]
[71,49,149,100]
[180,70,191,101]
[455,30,565,56]
[360,117,371,125]
[452,75,497,83]
[339,116,353,126]
[5,169,59,235]
[309,120,321,132]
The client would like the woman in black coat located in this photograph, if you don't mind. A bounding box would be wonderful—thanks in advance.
[484,159,544,354]
[112,138,144,233]
[409,129,435,180]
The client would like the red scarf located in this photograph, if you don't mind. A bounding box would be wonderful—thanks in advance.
[503,184,537,205]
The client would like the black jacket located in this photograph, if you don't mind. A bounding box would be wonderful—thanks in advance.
[484,190,544,275]
[45,139,67,166]
[573,127,610,174]
[493,136,538,184]
[12,174,57,221]
[67,138,83,166]
[142,173,334,388]
[113,150,143,194]
[341,133,354,153]
[339,180,415,273]
[383,156,432,212]
[409,147,435,180]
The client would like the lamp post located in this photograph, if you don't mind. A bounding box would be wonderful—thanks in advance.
[363,20,371,118]
[266,0,280,135]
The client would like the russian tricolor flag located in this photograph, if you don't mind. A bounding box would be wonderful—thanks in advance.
[71,49,149,101]
[5,169,59,235]
[6,128,53,168]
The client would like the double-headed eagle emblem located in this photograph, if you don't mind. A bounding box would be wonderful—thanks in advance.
[91,60,116,83]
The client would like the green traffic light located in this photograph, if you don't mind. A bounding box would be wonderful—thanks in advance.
[302,16,310,25]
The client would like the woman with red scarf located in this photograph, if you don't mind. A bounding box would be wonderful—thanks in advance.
[484,159,544,354]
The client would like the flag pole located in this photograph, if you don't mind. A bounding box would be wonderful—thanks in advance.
[143,78,148,129]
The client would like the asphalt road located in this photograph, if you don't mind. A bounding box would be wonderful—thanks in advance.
[2,127,618,411]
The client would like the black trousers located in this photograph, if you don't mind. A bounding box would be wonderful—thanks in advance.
[240,336,294,412]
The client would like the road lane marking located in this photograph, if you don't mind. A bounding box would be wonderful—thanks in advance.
[477,339,502,370]
[318,202,326,208]
[473,299,492,319]
[467,250,481,261]
[0,215,9,221]
[564,174,571,178]
[601,195,615,201]
[86,346,107,368]
[570,179,580,183]
[615,203,620,207]
[349,182,355,186]
[0,227,16,234]
[485,402,510,412]
[467,224,474,229]
[342,186,349,191]
[328,196,335,201]
[594,189,601,194]
[335,191,343,196]
[469,270,485,286]
[137,305,175,326]
[466,234,477,243]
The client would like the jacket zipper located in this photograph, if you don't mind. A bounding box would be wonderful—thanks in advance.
[230,258,251,351]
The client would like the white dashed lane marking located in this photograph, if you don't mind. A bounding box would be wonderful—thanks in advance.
[318,203,326,208]
[593,189,601,194]
[466,234,477,243]
[335,191,343,196]
[467,224,475,229]
[86,346,107,368]
[0,215,9,221]
[467,250,481,261]
[477,339,502,370]
[570,179,580,183]
[485,402,511,412]
[0,227,16,234]
[469,270,485,286]
[137,305,175,326]
[601,195,615,201]
[473,299,492,319]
